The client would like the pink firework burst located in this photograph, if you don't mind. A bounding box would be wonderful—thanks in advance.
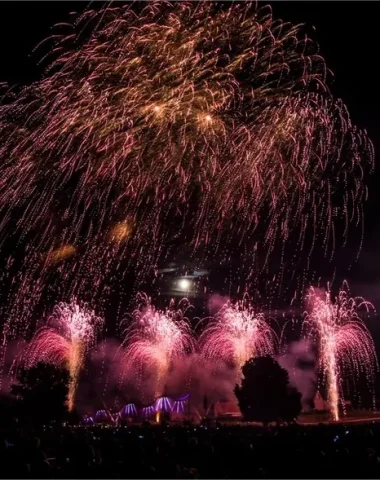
[200,297,277,374]
[26,299,103,410]
[0,1,373,353]
[121,293,195,396]
[304,281,378,421]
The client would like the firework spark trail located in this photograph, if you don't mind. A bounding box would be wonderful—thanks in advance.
[120,293,195,397]
[0,2,373,347]
[304,282,378,421]
[25,299,103,410]
[200,297,277,375]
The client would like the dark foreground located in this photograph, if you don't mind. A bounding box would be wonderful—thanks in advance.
[2,422,380,478]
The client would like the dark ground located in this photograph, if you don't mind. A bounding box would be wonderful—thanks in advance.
[2,421,380,478]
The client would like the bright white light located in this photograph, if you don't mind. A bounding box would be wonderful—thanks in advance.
[178,278,191,291]
[205,114,212,122]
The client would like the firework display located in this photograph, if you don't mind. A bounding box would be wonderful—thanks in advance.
[0,1,377,424]
[120,294,195,396]
[9,287,379,422]
[0,1,373,347]
[25,299,103,410]
[200,297,277,373]
[304,283,378,420]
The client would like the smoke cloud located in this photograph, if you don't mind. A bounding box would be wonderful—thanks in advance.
[278,339,317,410]
[208,294,230,315]
[76,341,240,416]
[5,332,317,417]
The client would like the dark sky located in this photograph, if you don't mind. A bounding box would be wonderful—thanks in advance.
[0,1,378,303]
[268,1,380,308]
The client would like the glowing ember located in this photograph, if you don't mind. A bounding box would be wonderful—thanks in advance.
[46,245,76,265]
[108,220,134,244]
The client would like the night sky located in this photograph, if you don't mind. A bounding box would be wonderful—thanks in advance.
[0,2,379,311]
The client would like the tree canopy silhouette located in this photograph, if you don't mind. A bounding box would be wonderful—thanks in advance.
[234,356,302,424]
[11,362,69,425]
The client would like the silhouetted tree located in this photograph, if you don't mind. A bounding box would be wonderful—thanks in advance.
[282,386,302,422]
[0,394,19,427]
[11,362,69,425]
[234,356,302,425]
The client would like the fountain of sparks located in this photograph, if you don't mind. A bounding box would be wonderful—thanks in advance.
[200,297,277,377]
[26,299,103,411]
[304,282,378,421]
[120,294,195,398]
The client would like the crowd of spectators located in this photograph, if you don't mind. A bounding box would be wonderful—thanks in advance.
[2,420,380,478]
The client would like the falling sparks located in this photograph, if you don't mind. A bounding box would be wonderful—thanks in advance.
[25,299,103,410]
[304,282,378,421]
[0,1,372,349]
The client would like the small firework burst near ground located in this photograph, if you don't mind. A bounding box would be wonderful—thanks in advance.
[120,294,195,396]
[25,299,103,410]
[304,282,378,421]
[200,297,277,376]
